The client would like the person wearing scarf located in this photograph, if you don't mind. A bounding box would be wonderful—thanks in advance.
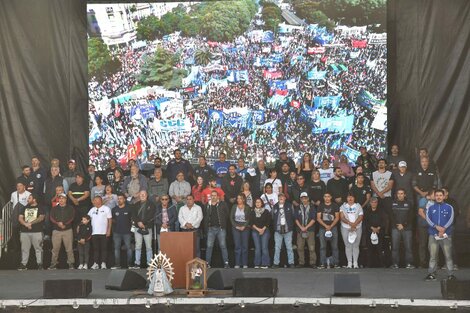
[230,193,252,268]
[250,198,272,268]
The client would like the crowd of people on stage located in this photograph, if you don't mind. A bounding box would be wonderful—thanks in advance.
[10,145,462,281]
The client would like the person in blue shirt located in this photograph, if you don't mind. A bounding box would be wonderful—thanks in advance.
[425,189,455,281]
[213,152,230,187]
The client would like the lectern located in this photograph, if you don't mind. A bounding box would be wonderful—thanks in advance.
[160,231,197,288]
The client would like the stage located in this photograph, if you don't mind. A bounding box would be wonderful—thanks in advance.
[1,268,470,311]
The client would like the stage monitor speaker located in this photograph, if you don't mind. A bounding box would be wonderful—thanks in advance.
[105,269,147,291]
[233,278,278,297]
[43,279,92,299]
[334,274,361,297]
[441,279,470,300]
[207,269,244,290]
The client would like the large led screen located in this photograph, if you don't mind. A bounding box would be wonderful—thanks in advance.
[88,0,387,168]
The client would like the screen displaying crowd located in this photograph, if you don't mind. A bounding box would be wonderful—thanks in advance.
[88,0,388,171]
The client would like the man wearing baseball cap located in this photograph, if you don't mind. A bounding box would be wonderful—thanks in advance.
[391,161,414,206]
[49,193,75,269]
[63,159,78,189]
[294,192,317,268]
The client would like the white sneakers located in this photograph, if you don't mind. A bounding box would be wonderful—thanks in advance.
[83,264,88,270]
[91,262,107,269]
[78,264,84,270]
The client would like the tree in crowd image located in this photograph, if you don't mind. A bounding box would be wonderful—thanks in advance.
[88,0,387,169]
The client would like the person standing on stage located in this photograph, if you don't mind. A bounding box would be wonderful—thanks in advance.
[88,196,112,270]
[317,192,340,269]
[18,194,45,270]
[179,194,203,257]
[340,194,364,269]
[205,191,230,268]
[272,193,295,268]
[111,193,133,269]
[294,192,316,268]
[425,190,455,281]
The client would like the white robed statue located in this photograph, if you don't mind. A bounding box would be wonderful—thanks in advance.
[148,268,173,296]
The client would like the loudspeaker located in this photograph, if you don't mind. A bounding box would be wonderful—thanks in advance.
[43,280,92,299]
[334,274,361,297]
[233,278,278,297]
[207,269,244,290]
[105,270,147,291]
[441,279,470,300]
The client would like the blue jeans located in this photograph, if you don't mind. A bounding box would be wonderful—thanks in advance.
[428,235,454,276]
[273,231,294,265]
[318,227,339,266]
[134,228,153,266]
[232,227,250,267]
[113,233,132,266]
[206,227,228,266]
[391,228,413,265]
[252,229,271,266]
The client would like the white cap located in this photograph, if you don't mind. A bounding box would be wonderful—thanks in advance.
[398,161,407,168]
[370,232,379,245]
[348,231,357,244]
[247,168,256,176]
[325,230,333,239]
[300,192,309,198]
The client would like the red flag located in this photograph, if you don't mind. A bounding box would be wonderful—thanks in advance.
[127,138,143,161]
[275,89,288,96]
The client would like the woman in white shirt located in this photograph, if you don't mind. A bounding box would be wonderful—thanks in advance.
[340,193,364,269]
[261,183,278,212]
[265,168,283,194]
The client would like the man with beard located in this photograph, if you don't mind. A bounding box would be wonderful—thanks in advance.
[166,149,193,184]
[221,165,243,206]
[122,165,148,204]
[18,194,45,270]
[17,165,36,196]
[327,168,349,205]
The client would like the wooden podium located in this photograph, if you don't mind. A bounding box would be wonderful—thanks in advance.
[160,232,197,288]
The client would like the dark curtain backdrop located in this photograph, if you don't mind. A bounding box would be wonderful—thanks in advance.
[0,0,469,216]
[0,0,88,204]
[388,0,470,221]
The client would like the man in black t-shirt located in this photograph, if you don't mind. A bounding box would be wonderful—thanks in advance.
[327,167,349,205]
[111,193,133,269]
[18,194,45,270]
[316,192,340,268]
[68,173,91,221]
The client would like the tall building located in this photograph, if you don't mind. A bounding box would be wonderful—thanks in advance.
[87,3,179,48]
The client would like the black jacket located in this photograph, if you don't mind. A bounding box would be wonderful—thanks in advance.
[221,174,244,203]
[77,223,92,241]
[132,200,157,229]
[205,201,229,229]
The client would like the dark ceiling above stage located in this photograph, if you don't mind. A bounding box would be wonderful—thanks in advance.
[0,0,469,217]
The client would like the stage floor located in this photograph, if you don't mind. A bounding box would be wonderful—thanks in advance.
[1,267,469,300]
